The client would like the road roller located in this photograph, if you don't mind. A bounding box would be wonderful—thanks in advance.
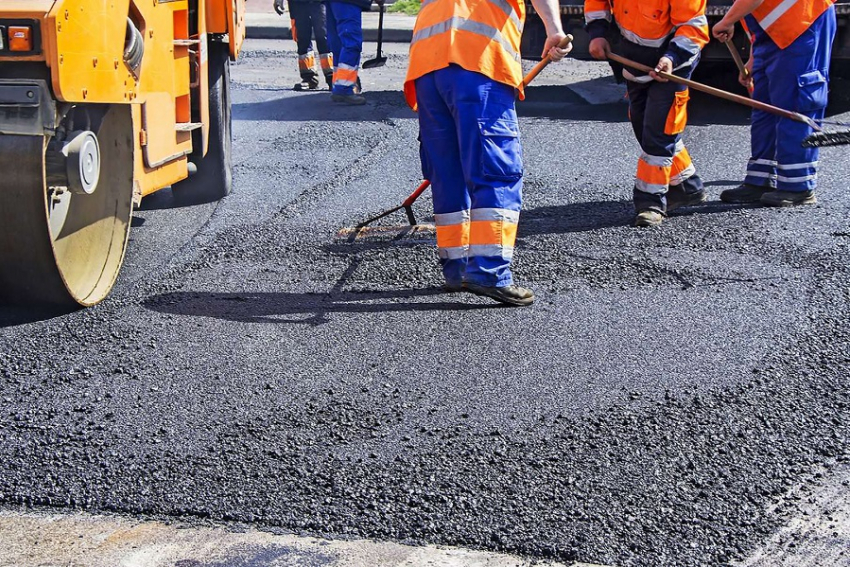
[0,0,245,307]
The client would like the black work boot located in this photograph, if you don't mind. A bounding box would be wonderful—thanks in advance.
[294,75,320,91]
[463,283,535,307]
[760,189,816,207]
[666,186,707,212]
[331,93,367,105]
[720,183,771,204]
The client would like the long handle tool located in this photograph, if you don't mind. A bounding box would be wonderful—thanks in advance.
[725,40,753,95]
[340,35,575,242]
[362,3,387,69]
[608,52,850,147]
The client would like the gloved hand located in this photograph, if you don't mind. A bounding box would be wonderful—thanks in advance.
[274,0,286,16]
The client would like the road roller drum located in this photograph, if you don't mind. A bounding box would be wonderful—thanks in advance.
[0,0,245,308]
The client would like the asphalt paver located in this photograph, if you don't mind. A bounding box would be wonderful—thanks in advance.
[1,42,848,566]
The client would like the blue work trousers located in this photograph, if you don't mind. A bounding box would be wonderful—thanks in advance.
[744,7,836,192]
[415,66,523,288]
[326,2,362,96]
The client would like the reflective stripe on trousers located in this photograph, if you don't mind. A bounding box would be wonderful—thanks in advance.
[415,66,522,288]
[327,1,362,96]
[744,8,836,191]
[627,62,703,212]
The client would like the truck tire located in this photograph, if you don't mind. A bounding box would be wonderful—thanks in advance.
[173,40,232,204]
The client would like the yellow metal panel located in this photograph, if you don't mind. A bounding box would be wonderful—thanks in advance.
[47,0,137,103]
[132,104,189,197]
[204,0,246,58]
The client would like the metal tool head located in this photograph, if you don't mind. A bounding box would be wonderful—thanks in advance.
[802,130,850,148]
[361,56,387,69]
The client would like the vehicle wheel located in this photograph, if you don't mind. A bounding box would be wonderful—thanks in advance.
[173,40,232,204]
[0,105,135,307]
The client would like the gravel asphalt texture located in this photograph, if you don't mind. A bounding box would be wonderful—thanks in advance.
[1,42,849,566]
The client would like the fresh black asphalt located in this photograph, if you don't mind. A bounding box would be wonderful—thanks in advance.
[1,42,849,566]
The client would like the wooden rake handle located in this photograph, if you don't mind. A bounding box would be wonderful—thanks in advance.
[725,40,754,95]
[607,52,821,132]
[521,34,574,89]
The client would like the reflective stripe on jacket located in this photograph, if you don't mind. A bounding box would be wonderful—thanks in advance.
[404,0,525,110]
[751,0,834,49]
[585,0,709,68]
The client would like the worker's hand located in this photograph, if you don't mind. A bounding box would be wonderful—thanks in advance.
[650,56,673,82]
[274,0,286,16]
[542,32,572,61]
[740,56,754,91]
[588,38,611,61]
[712,19,735,42]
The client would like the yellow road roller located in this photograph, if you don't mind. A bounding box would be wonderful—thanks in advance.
[0,0,245,307]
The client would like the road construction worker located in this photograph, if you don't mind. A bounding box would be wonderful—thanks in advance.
[713,0,836,207]
[404,0,570,306]
[586,0,710,227]
[326,0,373,104]
[275,0,334,90]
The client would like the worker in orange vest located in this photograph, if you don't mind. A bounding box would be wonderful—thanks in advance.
[713,0,836,206]
[586,0,709,227]
[404,0,570,306]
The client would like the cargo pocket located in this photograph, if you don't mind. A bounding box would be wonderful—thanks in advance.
[664,88,690,136]
[796,70,828,113]
[478,117,523,181]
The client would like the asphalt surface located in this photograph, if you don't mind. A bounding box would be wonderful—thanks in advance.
[1,41,849,566]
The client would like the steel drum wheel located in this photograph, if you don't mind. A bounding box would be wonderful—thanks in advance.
[0,105,135,307]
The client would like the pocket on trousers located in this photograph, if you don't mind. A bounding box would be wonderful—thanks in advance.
[796,70,828,113]
[664,88,690,136]
[478,117,523,181]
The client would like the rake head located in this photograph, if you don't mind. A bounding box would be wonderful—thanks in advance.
[803,130,850,148]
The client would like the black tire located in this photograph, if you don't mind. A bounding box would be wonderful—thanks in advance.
[173,40,232,204]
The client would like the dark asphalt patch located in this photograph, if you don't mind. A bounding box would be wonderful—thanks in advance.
[1,43,849,567]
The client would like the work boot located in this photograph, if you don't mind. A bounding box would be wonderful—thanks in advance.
[293,76,320,91]
[720,183,771,204]
[463,283,535,307]
[666,187,707,212]
[331,93,367,105]
[443,282,464,293]
[634,209,665,227]
[760,189,816,207]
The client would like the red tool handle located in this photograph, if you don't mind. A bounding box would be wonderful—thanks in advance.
[402,180,431,206]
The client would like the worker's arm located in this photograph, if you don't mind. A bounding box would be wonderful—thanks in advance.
[530,0,571,61]
[712,0,765,41]
[650,0,708,81]
[584,0,612,60]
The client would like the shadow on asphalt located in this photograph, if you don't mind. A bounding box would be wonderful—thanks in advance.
[0,305,76,328]
[144,287,499,325]
[519,199,743,234]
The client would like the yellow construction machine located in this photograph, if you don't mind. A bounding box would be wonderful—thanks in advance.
[0,0,245,307]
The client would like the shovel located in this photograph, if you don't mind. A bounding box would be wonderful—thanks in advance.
[362,2,387,69]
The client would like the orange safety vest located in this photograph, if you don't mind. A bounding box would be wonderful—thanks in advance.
[751,0,835,49]
[585,0,708,52]
[403,0,525,110]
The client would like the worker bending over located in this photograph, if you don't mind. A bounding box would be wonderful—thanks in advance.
[586,0,709,227]
[713,0,836,206]
[275,0,334,90]
[404,0,570,306]
[327,0,373,105]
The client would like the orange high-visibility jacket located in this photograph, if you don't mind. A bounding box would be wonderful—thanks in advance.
[751,0,834,49]
[403,0,525,110]
[585,0,709,68]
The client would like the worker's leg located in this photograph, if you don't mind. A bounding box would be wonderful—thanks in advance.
[310,3,334,88]
[289,2,319,87]
[415,69,469,288]
[720,35,779,203]
[438,66,522,288]
[328,1,363,97]
[762,7,836,205]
